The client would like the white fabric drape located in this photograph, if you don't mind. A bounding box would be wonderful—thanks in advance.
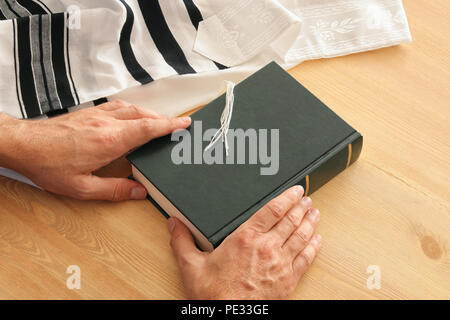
[110,0,411,118]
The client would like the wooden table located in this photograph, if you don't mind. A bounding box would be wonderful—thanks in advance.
[0,0,448,299]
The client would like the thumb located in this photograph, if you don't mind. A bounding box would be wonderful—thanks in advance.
[167,217,203,268]
[75,175,147,201]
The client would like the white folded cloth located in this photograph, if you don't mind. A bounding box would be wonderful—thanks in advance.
[111,0,411,118]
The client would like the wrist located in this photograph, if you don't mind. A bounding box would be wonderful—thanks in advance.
[0,114,26,170]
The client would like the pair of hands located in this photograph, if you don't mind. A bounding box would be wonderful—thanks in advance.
[0,100,321,299]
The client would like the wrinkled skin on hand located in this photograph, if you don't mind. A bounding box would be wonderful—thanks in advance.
[0,100,191,201]
[168,186,322,299]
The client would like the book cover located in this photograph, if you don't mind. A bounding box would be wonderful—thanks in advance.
[127,62,362,251]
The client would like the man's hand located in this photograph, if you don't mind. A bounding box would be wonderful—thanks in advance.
[0,100,191,201]
[168,185,322,299]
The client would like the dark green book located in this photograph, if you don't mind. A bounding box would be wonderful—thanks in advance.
[127,62,362,251]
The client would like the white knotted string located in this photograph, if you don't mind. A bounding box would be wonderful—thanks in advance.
[204,80,235,157]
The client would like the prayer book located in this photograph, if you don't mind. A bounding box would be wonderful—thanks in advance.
[127,62,363,251]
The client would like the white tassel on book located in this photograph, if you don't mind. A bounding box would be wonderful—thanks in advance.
[204,81,235,156]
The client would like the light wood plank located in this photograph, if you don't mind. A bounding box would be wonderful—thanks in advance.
[0,0,448,299]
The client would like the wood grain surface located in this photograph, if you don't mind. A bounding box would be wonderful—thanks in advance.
[0,0,448,299]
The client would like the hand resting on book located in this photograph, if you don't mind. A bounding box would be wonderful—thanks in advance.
[0,101,321,300]
[168,185,322,299]
[0,100,191,201]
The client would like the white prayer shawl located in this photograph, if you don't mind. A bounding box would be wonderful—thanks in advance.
[0,0,411,185]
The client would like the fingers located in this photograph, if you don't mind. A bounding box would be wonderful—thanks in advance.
[110,105,162,120]
[168,217,203,269]
[270,196,312,243]
[292,234,322,277]
[122,116,191,148]
[96,99,131,111]
[244,186,304,233]
[74,175,147,201]
[283,208,320,256]
[88,99,191,152]
[97,100,162,120]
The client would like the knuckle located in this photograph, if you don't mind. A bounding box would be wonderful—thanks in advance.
[269,260,284,274]
[251,220,267,233]
[266,201,284,218]
[260,277,275,286]
[301,249,314,265]
[140,118,154,132]
[111,99,127,107]
[284,191,298,204]
[128,104,142,115]
[283,278,297,294]
[294,256,308,273]
[177,252,194,269]
[235,228,256,247]
[72,179,92,200]
[169,234,179,250]
[110,182,123,202]
[286,211,301,228]
[170,233,189,263]
[170,118,181,129]
[257,240,276,260]
[303,253,313,265]
[87,117,110,128]
[98,131,120,145]
[294,228,310,244]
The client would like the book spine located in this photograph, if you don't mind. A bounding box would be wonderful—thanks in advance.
[209,132,363,248]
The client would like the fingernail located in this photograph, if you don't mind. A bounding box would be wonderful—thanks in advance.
[167,218,176,233]
[315,234,322,244]
[131,186,147,200]
[293,185,304,197]
[311,208,320,221]
[302,196,312,206]
[178,116,191,125]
